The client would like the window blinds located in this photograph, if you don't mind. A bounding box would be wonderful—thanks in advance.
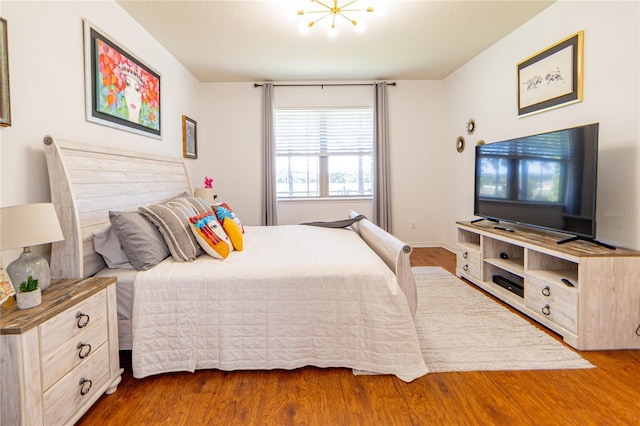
[274,108,373,156]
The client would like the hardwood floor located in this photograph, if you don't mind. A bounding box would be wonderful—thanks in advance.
[77,248,640,425]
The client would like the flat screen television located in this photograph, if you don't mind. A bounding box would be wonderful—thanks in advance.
[474,123,599,241]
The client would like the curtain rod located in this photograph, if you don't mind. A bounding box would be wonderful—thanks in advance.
[253,82,396,88]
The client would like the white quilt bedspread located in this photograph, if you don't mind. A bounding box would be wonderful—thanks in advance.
[131,225,428,382]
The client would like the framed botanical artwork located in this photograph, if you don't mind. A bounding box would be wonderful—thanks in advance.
[517,31,584,117]
[83,20,161,138]
[1,17,11,127]
[182,115,197,159]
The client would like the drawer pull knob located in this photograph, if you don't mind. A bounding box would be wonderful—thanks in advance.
[463,252,468,259]
[79,377,93,396]
[542,304,551,316]
[541,286,551,297]
[76,312,90,328]
[463,264,469,271]
[77,342,92,359]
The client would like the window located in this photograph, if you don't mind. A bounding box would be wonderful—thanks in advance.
[274,108,373,198]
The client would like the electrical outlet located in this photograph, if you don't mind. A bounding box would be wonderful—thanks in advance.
[411,222,416,229]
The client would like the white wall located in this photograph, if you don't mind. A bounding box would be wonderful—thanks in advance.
[193,83,263,226]
[387,80,448,246]
[443,0,640,251]
[0,0,200,264]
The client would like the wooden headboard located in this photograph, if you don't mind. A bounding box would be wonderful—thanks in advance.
[43,136,192,279]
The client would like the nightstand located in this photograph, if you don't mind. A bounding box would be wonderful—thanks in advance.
[1,277,123,426]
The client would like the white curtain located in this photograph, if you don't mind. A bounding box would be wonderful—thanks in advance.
[373,81,391,232]
[262,83,278,226]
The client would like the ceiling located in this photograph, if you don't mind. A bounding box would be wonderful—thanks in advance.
[116,0,554,83]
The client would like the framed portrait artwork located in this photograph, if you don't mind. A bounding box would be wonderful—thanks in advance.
[83,20,161,138]
[182,115,197,159]
[1,18,11,127]
[517,31,584,117]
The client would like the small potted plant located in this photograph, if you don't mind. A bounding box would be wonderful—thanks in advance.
[194,176,218,203]
[16,276,41,309]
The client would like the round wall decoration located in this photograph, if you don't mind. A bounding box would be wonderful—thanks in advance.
[466,119,476,135]
[456,136,465,153]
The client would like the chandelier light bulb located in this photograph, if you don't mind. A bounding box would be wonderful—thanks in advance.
[328,24,338,38]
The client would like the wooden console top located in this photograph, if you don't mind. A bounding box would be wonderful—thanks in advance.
[456,220,640,258]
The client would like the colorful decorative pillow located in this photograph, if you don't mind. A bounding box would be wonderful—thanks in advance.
[189,212,233,259]
[108,211,170,270]
[139,197,203,262]
[221,218,243,251]
[213,202,244,251]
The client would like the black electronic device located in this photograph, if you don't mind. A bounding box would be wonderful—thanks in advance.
[561,278,575,287]
[492,275,524,298]
[494,226,514,232]
[499,252,509,260]
[474,123,600,243]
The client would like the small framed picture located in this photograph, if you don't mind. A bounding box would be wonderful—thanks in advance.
[517,31,584,117]
[1,18,11,127]
[182,115,197,159]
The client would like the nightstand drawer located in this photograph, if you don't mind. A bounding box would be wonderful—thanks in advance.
[42,343,110,426]
[40,313,108,391]
[39,289,107,357]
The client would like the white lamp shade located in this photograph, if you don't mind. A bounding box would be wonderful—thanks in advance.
[194,188,215,203]
[1,203,64,250]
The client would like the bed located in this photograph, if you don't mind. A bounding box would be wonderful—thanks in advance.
[43,136,429,382]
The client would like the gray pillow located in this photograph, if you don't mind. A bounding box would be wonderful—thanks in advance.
[109,211,170,270]
[178,191,212,215]
[138,197,203,262]
[93,224,134,269]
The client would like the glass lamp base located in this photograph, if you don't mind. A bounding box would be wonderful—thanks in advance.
[6,248,52,291]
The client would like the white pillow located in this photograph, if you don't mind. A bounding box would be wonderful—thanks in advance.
[93,224,134,269]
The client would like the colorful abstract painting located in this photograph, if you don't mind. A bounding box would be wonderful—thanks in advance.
[84,21,161,138]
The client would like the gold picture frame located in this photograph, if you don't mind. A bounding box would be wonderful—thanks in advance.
[517,31,584,117]
[1,18,11,127]
[182,115,197,159]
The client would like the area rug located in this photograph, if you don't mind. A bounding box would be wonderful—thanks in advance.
[413,266,594,372]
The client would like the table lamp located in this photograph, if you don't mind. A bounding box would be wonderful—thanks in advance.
[0,203,64,291]
[194,187,217,203]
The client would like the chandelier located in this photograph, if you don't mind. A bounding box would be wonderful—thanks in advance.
[297,0,375,37]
